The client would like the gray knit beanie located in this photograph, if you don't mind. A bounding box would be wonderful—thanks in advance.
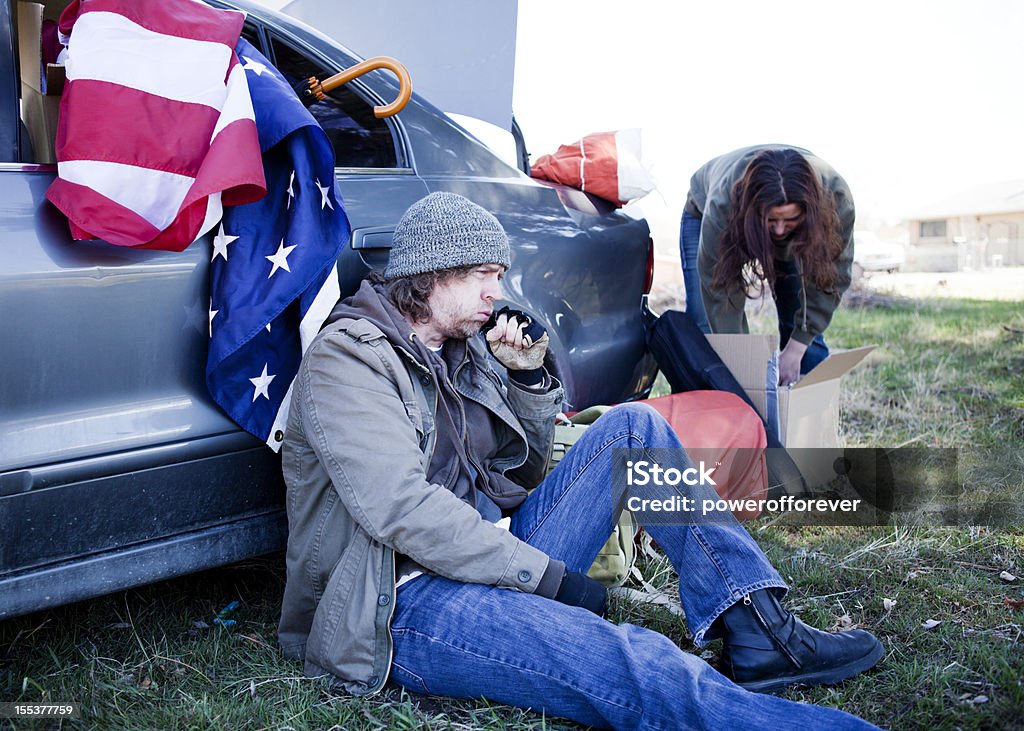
[384,192,510,280]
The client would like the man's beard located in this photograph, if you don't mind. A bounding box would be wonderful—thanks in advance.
[439,318,483,341]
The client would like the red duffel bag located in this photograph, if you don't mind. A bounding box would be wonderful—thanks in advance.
[638,391,768,521]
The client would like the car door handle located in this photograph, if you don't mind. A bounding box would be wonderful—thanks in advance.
[351,228,395,250]
[0,470,33,497]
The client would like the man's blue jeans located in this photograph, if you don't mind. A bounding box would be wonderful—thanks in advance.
[389,404,877,730]
[680,210,829,375]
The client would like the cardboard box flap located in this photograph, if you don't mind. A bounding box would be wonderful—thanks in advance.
[794,345,875,389]
[704,333,779,390]
[17,2,45,91]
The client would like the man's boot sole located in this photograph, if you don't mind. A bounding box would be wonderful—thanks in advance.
[736,640,885,694]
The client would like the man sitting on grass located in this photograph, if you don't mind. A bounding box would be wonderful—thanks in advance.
[277,192,884,729]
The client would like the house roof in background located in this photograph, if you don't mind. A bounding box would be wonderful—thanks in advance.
[911,179,1024,220]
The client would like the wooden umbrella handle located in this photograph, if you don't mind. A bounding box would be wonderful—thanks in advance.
[301,56,412,118]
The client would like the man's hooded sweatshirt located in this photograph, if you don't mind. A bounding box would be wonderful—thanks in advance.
[325,280,565,591]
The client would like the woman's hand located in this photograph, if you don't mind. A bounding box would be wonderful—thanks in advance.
[779,339,808,387]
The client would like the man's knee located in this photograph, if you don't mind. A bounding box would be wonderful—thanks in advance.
[575,402,679,451]
[606,402,667,432]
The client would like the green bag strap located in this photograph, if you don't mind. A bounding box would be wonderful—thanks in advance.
[568,405,612,426]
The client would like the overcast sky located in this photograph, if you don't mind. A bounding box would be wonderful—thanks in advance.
[259,0,1023,235]
[513,0,1024,227]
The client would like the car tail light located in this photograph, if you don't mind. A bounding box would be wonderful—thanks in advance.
[643,236,655,294]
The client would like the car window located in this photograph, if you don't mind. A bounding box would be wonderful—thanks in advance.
[269,35,399,170]
[240,24,262,49]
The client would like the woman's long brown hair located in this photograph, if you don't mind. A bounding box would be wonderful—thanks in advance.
[713,148,843,297]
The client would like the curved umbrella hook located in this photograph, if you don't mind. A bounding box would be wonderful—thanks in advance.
[294,56,412,118]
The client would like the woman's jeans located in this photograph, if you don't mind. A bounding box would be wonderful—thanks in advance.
[389,405,877,730]
[680,210,829,375]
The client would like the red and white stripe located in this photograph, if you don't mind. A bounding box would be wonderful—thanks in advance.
[46,0,265,251]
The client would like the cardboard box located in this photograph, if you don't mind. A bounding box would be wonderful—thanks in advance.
[20,89,60,163]
[704,333,874,487]
[17,2,45,91]
[17,1,63,164]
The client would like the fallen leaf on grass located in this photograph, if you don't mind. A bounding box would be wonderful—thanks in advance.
[883,598,896,611]
[832,614,854,631]
[921,619,942,630]
[999,570,1017,582]
[1003,597,1024,611]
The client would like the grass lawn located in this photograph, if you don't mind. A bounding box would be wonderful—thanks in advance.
[2,293,1022,730]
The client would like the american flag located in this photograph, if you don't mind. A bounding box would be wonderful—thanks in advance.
[206,38,348,450]
[46,0,265,251]
[46,0,349,449]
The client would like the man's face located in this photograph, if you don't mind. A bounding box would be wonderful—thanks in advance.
[766,203,805,240]
[425,264,505,344]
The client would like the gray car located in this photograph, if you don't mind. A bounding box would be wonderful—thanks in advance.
[0,0,657,619]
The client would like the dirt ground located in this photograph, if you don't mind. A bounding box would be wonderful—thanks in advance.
[650,255,1023,313]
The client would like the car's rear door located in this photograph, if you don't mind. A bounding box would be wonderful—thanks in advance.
[0,2,294,616]
[0,7,424,618]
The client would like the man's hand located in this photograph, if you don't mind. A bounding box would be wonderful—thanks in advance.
[554,570,608,617]
[483,307,549,371]
[779,339,808,387]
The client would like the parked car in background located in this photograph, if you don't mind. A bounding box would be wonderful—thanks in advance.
[853,230,905,277]
[0,0,658,620]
